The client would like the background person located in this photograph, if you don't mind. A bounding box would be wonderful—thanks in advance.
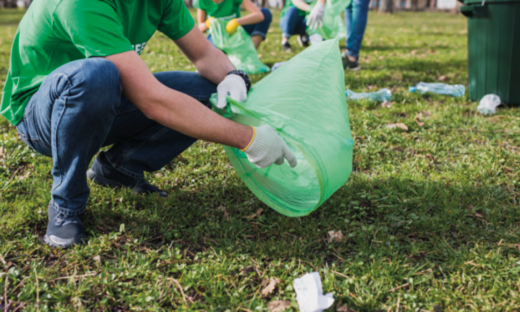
[1,0,296,249]
[197,0,272,50]
[342,0,371,70]
[279,0,325,51]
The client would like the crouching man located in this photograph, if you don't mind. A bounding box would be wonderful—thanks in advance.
[1,0,296,248]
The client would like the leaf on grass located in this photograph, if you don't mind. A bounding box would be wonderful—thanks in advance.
[378,56,385,60]
[246,208,263,220]
[328,230,345,243]
[411,50,417,55]
[217,206,230,220]
[267,300,291,312]
[381,101,394,108]
[337,305,352,312]
[438,75,447,82]
[240,267,255,276]
[414,116,425,127]
[262,277,281,297]
[468,205,473,212]
[421,110,432,116]
[474,213,484,218]
[417,153,434,162]
[386,123,408,131]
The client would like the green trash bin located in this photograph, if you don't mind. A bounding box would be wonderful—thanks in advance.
[460,0,520,106]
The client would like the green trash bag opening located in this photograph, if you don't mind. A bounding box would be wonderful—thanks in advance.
[209,19,270,75]
[211,39,353,217]
[306,0,352,40]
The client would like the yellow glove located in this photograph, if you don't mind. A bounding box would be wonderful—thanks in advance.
[225,19,240,35]
[205,17,215,29]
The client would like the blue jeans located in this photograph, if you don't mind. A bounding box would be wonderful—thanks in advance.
[208,8,272,44]
[16,58,216,216]
[344,0,371,58]
[279,7,307,39]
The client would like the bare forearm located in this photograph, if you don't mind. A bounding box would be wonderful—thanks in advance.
[149,87,252,149]
[292,0,310,10]
[194,46,236,84]
[236,12,264,26]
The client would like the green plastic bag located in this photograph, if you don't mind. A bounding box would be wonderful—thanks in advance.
[307,0,352,40]
[211,39,353,217]
[209,19,270,75]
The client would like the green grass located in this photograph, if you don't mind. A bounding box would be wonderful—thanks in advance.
[1,7,520,311]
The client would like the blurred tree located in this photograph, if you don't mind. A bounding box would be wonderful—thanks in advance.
[379,0,394,12]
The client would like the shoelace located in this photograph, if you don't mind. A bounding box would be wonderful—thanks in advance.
[55,213,82,226]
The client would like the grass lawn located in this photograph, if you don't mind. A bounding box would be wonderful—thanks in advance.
[1,7,520,311]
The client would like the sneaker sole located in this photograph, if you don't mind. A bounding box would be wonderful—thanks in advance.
[44,233,86,249]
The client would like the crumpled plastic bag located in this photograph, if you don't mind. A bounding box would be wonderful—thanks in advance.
[210,39,353,217]
[294,272,334,312]
[477,94,501,115]
[209,19,270,75]
[306,0,351,40]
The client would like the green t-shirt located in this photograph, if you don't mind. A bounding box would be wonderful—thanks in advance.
[195,0,244,20]
[1,0,195,126]
[281,0,313,18]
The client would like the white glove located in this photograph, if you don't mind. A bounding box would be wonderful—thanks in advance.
[306,2,325,30]
[216,74,248,109]
[242,125,297,169]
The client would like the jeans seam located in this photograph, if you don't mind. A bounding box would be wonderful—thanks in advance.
[50,199,86,216]
[50,76,73,193]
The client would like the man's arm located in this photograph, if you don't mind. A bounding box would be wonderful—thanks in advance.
[197,9,209,32]
[103,28,253,149]
[292,0,311,11]
[236,0,264,26]
[174,26,235,84]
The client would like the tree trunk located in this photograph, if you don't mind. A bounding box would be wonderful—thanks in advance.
[379,0,393,13]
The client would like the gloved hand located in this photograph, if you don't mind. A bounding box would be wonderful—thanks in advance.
[216,74,248,109]
[306,2,325,30]
[242,125,298,169]
[205,17,215,29]
[226,18,240,35]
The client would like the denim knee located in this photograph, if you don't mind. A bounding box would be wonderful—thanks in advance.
[68,58,122,114]
[261,8,272,24]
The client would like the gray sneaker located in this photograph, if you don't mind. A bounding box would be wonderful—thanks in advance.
[44,204,86,248]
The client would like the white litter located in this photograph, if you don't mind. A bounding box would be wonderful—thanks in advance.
[477,94,501,115]
[294,272,334,312]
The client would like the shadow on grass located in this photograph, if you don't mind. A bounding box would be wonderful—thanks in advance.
[71,174,520,265]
